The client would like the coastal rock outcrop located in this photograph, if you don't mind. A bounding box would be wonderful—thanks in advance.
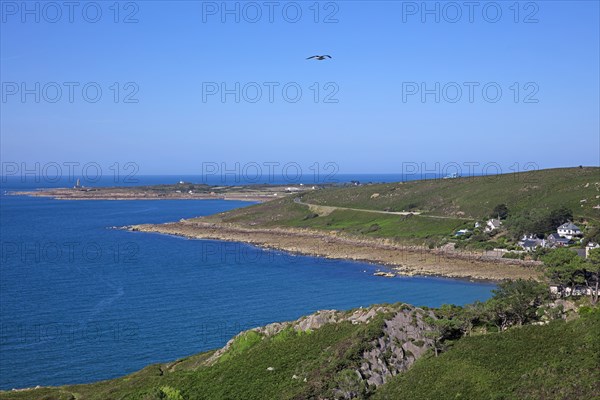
[204,304,437,397]
[358,307,435,388]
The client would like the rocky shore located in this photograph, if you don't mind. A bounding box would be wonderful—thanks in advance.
[126,220,542,282]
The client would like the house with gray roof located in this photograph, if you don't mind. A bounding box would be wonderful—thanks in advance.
[518,234,545,251]
[546,233,571,247]
[557,222,582,239]
[485,219,502,232]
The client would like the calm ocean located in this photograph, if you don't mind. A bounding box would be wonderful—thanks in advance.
[0,178,495,390]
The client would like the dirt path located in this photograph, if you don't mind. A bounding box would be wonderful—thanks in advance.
[294,198,472,220]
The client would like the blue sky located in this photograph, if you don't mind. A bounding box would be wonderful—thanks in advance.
[1,0,599,175]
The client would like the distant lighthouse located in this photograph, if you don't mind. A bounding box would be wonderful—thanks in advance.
[74,179,81,189]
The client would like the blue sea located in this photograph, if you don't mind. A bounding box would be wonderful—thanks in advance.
[0,178,496,390]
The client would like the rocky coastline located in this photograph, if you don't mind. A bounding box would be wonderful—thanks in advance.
[126,220,542,282]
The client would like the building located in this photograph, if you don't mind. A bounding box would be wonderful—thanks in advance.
[546,233,571,247]
[557,222,582,239]
[484,219,502,232]
[586,242,600,258]
[518,234,545,251]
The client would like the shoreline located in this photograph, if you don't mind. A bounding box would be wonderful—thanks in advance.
[126,220,542,282]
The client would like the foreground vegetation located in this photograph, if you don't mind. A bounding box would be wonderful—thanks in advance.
[374,310,600,400]
[2,279,599,400]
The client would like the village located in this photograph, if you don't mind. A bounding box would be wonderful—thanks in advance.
[454,215,600,299]
[455,218,599,259]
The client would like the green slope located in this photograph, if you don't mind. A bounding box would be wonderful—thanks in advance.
[0,310,392,400]
[374,312,600,400]
[200,167,600,244]
[2,309,598,400]
[299,167,600,219]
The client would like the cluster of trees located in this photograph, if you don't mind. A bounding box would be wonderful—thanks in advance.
[425,280,550,356]
[583,226,600,246]
[542,247,600,304]
[482,203,575,241]
[459,204,579,250]
[503,206,573,240]
[491,203,509,220]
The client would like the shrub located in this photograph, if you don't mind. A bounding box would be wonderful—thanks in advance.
[363,224,380,233]
[160,386,184,400]
[302,213,319,220]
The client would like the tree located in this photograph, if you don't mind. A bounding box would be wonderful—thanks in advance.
[542,248,585,293]
[491,204,509,220]
[548,206,573,230]
[456,301,486,336]
[582,226,600,246]
[505,206,574,240]
[424,315,460,357]
[488,280,548,329]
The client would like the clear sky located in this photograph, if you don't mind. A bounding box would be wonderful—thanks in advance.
[1,0,599,176]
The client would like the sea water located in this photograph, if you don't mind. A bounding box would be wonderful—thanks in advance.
[0,190,495,390]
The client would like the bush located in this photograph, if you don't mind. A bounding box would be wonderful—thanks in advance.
[363,224,380,233]
[302,213,319,220]
[491,203,509,219]
[160,386,184,400]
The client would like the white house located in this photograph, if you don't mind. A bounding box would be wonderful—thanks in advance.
[518,234,545,251]
[586,242,600,258]
[484,219,502,232]
[557,222,582,239]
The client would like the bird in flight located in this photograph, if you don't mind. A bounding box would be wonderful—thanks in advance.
[306,55,332,61]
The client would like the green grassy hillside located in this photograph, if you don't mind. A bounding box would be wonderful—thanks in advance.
[300,167,600,220]
[202,167,600,245]
[374,311,600,400]
[2,308,598,400]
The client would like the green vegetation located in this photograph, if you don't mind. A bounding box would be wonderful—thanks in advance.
[504,205,574,240]
[374,310,600,400]
[202,167,599,246]
[491,203,510,219]
[299,167,599,220]
[286,210,468,239]
[0,315,392,400]
[160,386,184,400]
[543,247,600,303]
[217,330,262,363]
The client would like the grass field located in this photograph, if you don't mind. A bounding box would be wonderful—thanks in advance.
[299,167,600,220]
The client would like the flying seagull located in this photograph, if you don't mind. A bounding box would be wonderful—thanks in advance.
[306,55,332,60]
